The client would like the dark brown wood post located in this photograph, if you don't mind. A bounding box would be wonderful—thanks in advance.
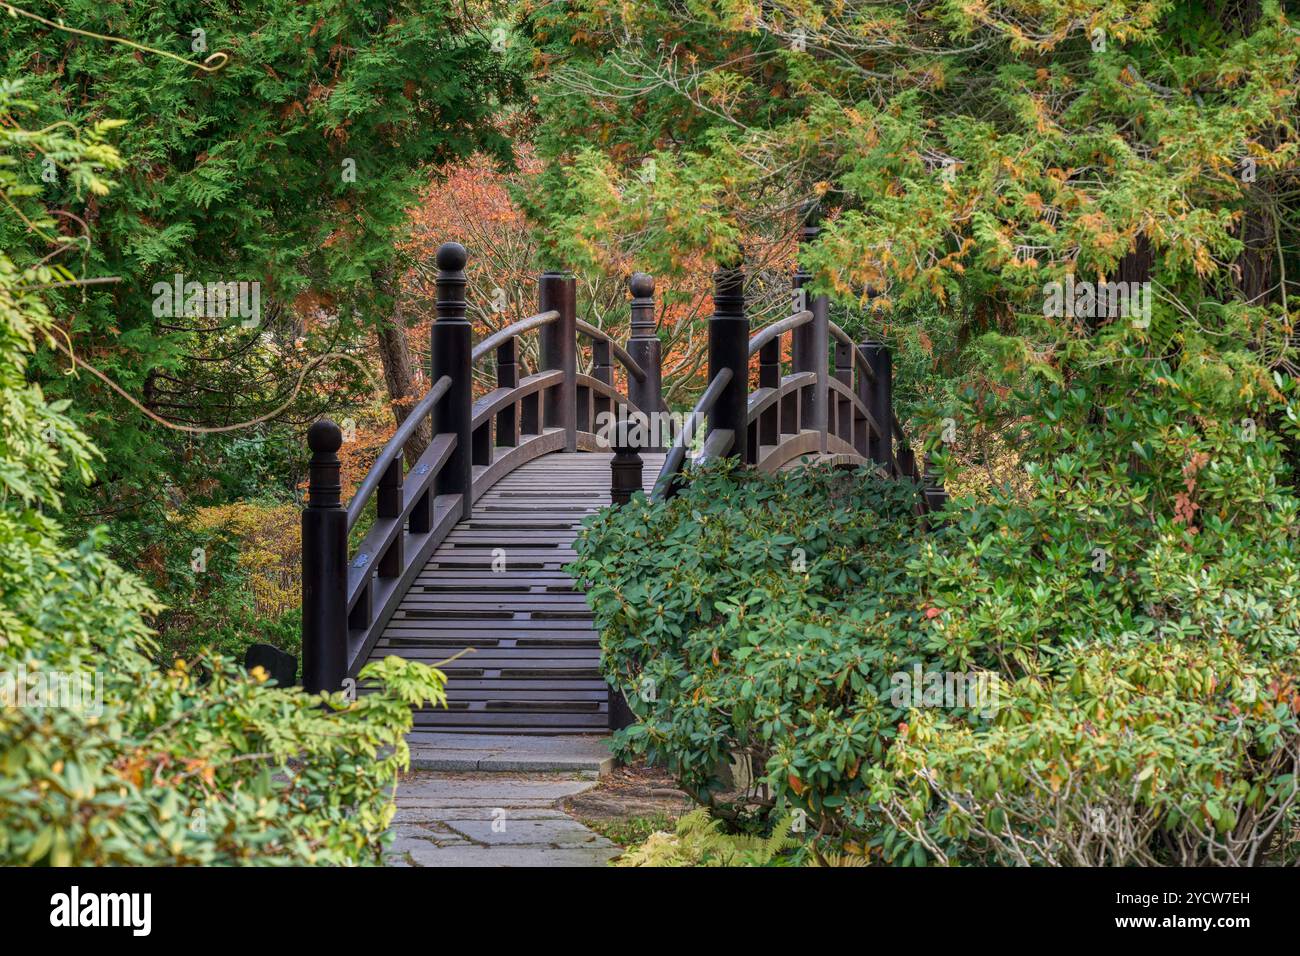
[626,272,664,449]
[592,337,613,440]
[708,261,748,462]
[607,411,641,732]
[495,338,518,448]
[610,414,643,506]
[861,341,894,473]
[432,242,473,505]
[791,200,821,435]
[810,294,829,453]
[758,335,780,450]
[539,271,577,452]
[834,340,852,445]
[302,419,347,694]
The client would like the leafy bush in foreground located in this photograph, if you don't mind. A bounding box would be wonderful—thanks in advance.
[0,86,444,866]
[576,443,1300,864]
[572,463,935,852]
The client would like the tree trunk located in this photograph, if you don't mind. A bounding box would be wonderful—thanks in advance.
[373,264,431,467]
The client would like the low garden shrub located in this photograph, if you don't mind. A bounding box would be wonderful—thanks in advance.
[576,420,1300,865]
[1,95,445,866]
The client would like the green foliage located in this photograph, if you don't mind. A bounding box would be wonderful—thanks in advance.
[577,433,1300,863]
[613,808,805,867]
[572,462,932,844]
[581,812,680,848]
[0,83,447,867]
[1,0,522,524]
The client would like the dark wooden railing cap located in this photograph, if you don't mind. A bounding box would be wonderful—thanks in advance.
[307,419,343,509]
[436,242,468,322]
[629,272,655,299]
[629,272,656,336]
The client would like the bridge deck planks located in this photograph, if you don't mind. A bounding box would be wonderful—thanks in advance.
[366,451,662,735]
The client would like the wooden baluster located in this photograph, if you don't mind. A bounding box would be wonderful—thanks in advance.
[811,293,829,453]
[851,345,869,457]
[834,340,852,447]
[592,337,612,443]
[302,419,347,695]
[539,271,577,452]
[791,200,821,438]
[708,260,748,462]
[759,336,780,454]
[432,242,473,509]
[376,457,403,578]
[861,341,894,473]
[626,273,664,450]
[496,338,518,448]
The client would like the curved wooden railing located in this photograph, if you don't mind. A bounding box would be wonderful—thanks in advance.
[301,245,683,690]
[301,223,945,694]
[651,366,733,499]
[651,202,947,505]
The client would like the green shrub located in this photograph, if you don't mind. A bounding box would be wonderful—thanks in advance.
[0,85,444,866]
[575,424,1300,865]
[571,461,936,843]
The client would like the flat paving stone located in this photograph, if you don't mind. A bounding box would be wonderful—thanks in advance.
[387,768,622,867]
[440,817,610,847]
[403,844,623,868]
[408,734,615,774]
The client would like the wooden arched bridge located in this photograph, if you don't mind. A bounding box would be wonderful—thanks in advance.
[299,212,945,737]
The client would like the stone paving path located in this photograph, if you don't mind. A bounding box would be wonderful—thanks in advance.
[385,770,622,867]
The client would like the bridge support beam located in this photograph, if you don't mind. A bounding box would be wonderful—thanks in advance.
[302,419,347,696]
[539,271,578,452]
[708,261,748,463]
[432,242,473,502]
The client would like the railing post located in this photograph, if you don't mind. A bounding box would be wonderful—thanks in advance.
[708,260,748,462]
[834,340,853,447]
[610,413,643,506]
[539,271,577,452]
[495,338,518,447]
[626,273,664,449]
[758,335,780,450]
[302,419,347,695]
[791,200,821,437]
[432,242,473,505]
[860,341,894,473]
[811,292,829,453]
[607,415,641,731]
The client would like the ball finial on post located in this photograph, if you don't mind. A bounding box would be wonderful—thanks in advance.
[435,242,469,325]
[306,418,343,510]
[629,272,655,300]
[307,418,343,454]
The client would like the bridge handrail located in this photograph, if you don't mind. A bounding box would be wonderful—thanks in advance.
[345,374,452,532]
[301,232,947,699]
[826,319,878,386]
[470,310,559,364]
[577,319,647,383]
[651,365,733,499]
[748,310,812,357]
